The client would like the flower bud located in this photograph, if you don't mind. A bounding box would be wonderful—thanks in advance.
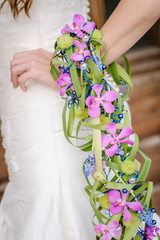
[90,29,102,40]
[98,194,111,209]
[57,33,73,49]
[121,159,136,175]
[75,106,89,119]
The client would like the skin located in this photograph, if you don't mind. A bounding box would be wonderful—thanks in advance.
[10,0,160,91]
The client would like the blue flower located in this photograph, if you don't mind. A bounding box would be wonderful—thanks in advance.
[84,155,96,178]
[115,144,124,157]
[138,206,154,228]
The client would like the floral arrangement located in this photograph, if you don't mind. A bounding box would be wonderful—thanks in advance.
[50,14,160,240]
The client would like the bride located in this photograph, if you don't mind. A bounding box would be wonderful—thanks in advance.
[0,0,159,239]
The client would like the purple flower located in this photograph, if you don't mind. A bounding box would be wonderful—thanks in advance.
[61,14,95,38]
[70,40,90,61]
[116,145,124,157]
[94,220,121,240]
[145,226,160,240]
[108,190,143,222]
[101,122,134,157]
[85,84,118,118]
[56,72,73,96]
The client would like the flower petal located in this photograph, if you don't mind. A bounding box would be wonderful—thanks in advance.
[70,51,83,61]
[59,86,68,96]
[118,139,134,146]
[85,96,96,107]
[73,14,85,28]
[108,220,119,229]
[92,84,103,97]
[101,134,112,148]
[81,21,95,33]
[121,190,128,202]
[57,72,72,86]
[94,224,102,234]
[108,190,121,204]
[126,201,143,212]
[88,103,100,118]
[84,50,91,59]
[155,227,160,235]
[101,91,118,102]
[61,24,73,34]
[72,40,87,50]
[101,101,115,114]
[117,127,132,140]
[108,221,120,237]
[102,232,112,240]
[123,205,132,222]
[57,78,66,87]
[76,31,84,38]
[105,143,118,157]
[110,204,123,215]
[106,123,117,137]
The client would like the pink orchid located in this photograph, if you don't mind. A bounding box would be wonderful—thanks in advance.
[56,72,73,96]
[70,40,90,61]
[94,220,121,240]
[108,190,143,222]
[85,84,118,119]
[101,122,134,157]
[146,226,160,240]
[61,14,95,38]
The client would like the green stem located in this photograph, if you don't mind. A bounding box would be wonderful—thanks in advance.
[112,169,137,200]
[92,118,103,173]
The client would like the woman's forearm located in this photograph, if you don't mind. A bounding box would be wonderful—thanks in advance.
[101,0,160,65]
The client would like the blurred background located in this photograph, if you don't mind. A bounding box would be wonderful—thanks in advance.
[0,0,160,213]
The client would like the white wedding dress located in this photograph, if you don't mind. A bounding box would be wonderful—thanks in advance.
[0,0,97,239]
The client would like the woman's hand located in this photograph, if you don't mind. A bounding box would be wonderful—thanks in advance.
[10,48,59,91]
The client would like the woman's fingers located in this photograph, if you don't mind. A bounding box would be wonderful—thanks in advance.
[38,48,53,59]
[17,71,34,91]
[10,48,55,91]
[11,63,30,88]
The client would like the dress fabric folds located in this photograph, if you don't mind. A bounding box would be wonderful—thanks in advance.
[0,0,96,239]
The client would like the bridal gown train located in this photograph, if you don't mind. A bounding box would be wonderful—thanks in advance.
[0,0,98,239]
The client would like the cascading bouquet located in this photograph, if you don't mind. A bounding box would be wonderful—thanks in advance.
[50,14,160,240]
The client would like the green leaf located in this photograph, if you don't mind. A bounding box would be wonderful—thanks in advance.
[87,58,103,82]
[89,180,104,223]
[80,84,86,112]
[138,149,151,182]
[123,54,131,76]
[106,181,134,191]
[50,64,60,81]
[51,58,68,67]
[115,62,133,89]
[92,118,103,173]
[68,104,75,136]
[123,109,131,127]
[65,47,82,97]
[62,100,73,145]
[105,161,121,171]
[143,181,153,206]
[123,217,141,240]
[52,46,60,58]
[109,62,121,85]
[129,133,139,160]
